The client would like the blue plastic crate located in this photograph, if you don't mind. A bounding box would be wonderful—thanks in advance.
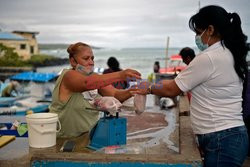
[0,123,28,137]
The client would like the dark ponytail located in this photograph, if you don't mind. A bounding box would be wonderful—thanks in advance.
[224,12,249,107]
[189,5,248,105]
[223,12,248,82]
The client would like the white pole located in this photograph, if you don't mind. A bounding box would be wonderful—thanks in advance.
[165,36,170,69]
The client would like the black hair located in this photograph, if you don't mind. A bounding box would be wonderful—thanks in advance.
[107,57,120,71]
[189,5,248,105]
[154,61,160,73]
[179,47,196,60]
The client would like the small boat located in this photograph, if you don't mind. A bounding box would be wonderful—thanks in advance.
[10,71,58,82]
[0,97,17,107]
[0,71,56,115]
[0,95,50,116]
[0,103,49,116]
[159,54,186,75]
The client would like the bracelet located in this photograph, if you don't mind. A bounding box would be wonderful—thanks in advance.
[147,84,153,94]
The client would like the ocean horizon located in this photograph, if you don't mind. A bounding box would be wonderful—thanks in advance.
[38,47,189,79]
[38,46,250,79]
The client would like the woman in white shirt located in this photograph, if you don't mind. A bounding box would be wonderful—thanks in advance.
[140,5,249,167]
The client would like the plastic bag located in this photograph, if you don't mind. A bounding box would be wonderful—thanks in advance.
[94,96,122,115]
[134,94,147,115]
[82,89,98,102]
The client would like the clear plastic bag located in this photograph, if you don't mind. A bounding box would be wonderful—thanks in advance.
[134,94,147,115]
[94,96,122,115]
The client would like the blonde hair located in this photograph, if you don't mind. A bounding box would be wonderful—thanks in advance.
[67,42,90,58]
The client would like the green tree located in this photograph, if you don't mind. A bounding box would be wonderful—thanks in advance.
[0,43,67,67]
[0,43,29,66]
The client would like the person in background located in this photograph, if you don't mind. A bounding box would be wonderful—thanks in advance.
[49,42,142,138]
[179,47,196,65]
[179,47,196,101]
[153,61,160,73]
[1,81,20,97]
[139,5,249,166]
[147,61,160,83]
[103,57,128,89]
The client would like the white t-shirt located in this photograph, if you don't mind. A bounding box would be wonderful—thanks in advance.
[175,41,244,134]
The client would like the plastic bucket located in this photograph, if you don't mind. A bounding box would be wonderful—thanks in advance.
[26,113,61,148]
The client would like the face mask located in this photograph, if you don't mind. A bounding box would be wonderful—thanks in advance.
[75,64,94,75]
[73,57,93,75]
[195,30,209,51]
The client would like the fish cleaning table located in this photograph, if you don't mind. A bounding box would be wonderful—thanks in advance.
[0,95,202,167]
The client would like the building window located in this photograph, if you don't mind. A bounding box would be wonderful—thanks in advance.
[20,44,26,50]
[30,46,34,54]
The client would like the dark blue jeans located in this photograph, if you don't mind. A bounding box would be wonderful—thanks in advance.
[197,126,249,167]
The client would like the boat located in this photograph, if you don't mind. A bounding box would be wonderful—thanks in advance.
[0,71,57,115]
[10,71,58,82]
[0,97,17,107]
[0,96,50,116]
[0,104,49,116]
[159,54,186,75]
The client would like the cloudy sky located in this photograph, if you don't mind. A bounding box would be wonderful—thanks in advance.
[0,0,249,48]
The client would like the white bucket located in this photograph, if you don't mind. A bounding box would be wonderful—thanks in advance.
[26,113,61,148]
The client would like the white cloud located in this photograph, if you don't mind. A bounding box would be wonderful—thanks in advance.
[0,0,249,48]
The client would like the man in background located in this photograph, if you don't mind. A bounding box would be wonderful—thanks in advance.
[1,81,20,97]
[179,47,196,102]
[179,47,196,65]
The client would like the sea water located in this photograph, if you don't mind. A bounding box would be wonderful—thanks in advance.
[38,47,187,79]
[38,47,250,79]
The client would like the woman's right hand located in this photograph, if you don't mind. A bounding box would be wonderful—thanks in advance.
[120,69,141,81]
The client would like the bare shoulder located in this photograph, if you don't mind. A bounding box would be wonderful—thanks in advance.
[64,69,77,77]
[62,70,81,86]
[63,70,83,81]
[62,70,88,92]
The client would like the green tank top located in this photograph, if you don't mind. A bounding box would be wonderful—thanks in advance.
[49,69,99,138]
